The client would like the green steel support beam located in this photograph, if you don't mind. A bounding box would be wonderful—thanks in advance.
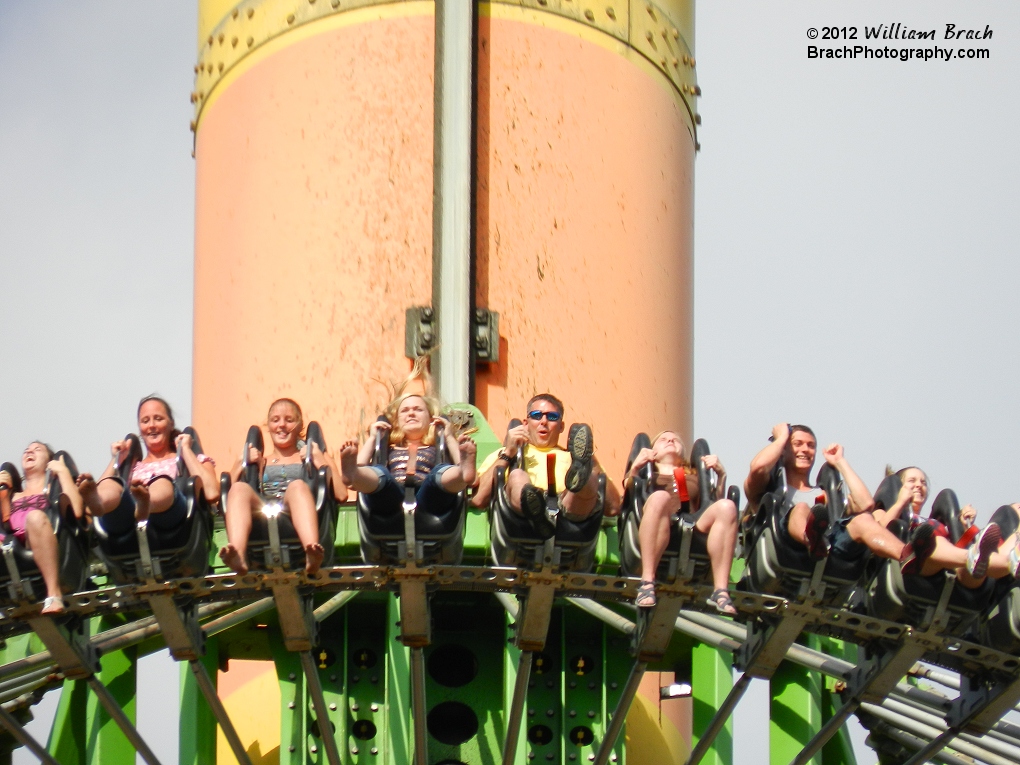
[691,641,733,765]
[770,636,823,765]
[179,637,219,765]
[47,617,138,765]
[386,593,412,765]
[818,638,857,765]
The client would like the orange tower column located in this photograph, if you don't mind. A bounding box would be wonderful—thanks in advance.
[191,0,698,477]
[473,2,699,471]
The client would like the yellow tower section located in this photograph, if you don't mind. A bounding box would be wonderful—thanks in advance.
[191,0,698,473]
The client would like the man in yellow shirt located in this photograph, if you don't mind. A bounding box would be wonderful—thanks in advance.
[472,393,611,537]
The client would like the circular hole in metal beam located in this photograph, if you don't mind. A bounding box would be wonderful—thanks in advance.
[427,644,478,688]
[427,701,478,745]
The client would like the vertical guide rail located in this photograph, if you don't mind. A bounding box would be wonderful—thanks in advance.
[432,0,473,400]
[188,659,254,765]
[410,647,429,765]
[0,705,61,765]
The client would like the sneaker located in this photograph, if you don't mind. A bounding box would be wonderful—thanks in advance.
[966,523,1002,578]
[520,484,556,539]
[564,423,594,493]
[900,523,937,575]
[804,503,831,559]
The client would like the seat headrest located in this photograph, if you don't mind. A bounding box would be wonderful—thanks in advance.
[0,462,23,494]
[873,474,902,511]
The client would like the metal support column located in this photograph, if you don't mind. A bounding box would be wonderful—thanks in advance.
[432,0,473,401]
[791,637,926,765]
[0,705,60,765]
[502,584,555,765]
[270,585,342,765]
[592,594,685,765]
[28,615,161,765]
[409,647,429,765]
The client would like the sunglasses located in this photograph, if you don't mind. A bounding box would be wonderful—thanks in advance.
[527,410,562,422]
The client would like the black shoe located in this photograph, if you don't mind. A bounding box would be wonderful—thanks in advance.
[564,424,594,493]
[900,522,936,575]
[520,484,556,539]
[804,503,831,559]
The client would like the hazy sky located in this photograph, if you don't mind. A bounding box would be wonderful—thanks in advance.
[2,1,1018,763]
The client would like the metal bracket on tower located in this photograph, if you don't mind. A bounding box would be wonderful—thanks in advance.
[405,305,500,363]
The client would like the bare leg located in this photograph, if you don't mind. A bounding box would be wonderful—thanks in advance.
[78,475,124,517]
[639,491,680,583]
[284,481,324,575]
[786,502,811,545]
[219,482,259,574]
[696,499,738,594]
[339,440,381,494]
[439,438,477,493]
[560,466,601,521]
[919,536,969,579]
[130,482,151,523]
[847,513,905,560]
[24,511,63,606]
[144,476,175,515]
[985,531,1018,579]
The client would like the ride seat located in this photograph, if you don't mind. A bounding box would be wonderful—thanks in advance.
[739,462,868,606]
[865,478,994,636]
[618,434,727,584]
[489,420,605,572]
[0,453,89,605]
[983,503,1020,652]
[357,417,466,565]
[93,428,215,584]
[222,422,337,572]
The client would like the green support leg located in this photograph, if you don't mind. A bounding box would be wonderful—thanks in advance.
[179,637,220,765]
[48,617,138,765]
[817,638,857,765]
[770,637,823,765]
[47,678,90,764]
[691,642,733,765]
[386,593,411,765]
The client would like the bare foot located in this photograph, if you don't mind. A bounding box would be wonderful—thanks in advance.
[130,480,150,522]
[304,543,324,575]
[458,435,477,486]
[219,544,249,575]
[41,596,65,615]
[76,473,107,517]
[339,440,359,488]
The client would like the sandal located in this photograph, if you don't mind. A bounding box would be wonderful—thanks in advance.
[706,588,737,616]
[635,580,657,608]
[41,596,64,615]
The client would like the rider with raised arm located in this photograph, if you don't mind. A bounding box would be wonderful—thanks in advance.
[624,431,738,613]
[0,443,83,614]
[338,378,477,518]
[219,398,346,576]
[744,422,931,568]
[471,394,619,536]
[78,396,218,532]
[875,466,1012,582]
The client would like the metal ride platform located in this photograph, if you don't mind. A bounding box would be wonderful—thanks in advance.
[2,520,1020,765]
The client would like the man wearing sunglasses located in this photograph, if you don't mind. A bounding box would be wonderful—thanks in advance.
[472,393,611,536]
